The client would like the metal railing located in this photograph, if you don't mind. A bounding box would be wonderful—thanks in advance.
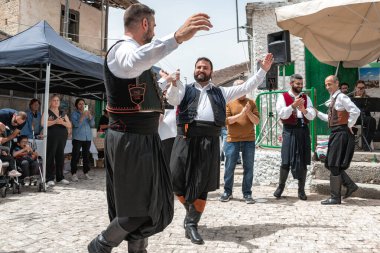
[255,89,316,152]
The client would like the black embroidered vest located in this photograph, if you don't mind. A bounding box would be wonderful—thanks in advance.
[104,41,164,114]
[176,84,226,126]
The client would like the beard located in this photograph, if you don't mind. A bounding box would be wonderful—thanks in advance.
[291,86,302,94]
[194,72,211,83]
[142,28,154,44]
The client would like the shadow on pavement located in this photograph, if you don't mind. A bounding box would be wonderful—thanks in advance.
[199,223,336,251]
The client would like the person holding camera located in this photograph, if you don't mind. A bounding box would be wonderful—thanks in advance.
[0,109,27,145]
[70,98,95,182]
[274,74,316,200]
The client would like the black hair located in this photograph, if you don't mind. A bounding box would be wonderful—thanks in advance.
[29,98,41,109]
[75,98,85,109]
[17,135,28,144]
[195,57,213,71]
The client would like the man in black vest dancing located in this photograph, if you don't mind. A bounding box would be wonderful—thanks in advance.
[88,4,213,253]
[167,55,273,245]
[274,74,316,200]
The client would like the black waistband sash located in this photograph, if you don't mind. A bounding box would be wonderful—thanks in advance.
[109,112,160,134]
[177,120,221,137]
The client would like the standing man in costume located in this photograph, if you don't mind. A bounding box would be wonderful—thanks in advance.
[219,79,260,204]
[316,75,360,205]
[274,74,316,200]
[167,54,273,245]
[88,4,213,253]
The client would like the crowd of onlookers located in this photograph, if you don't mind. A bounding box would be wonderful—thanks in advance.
[0,95,109,192]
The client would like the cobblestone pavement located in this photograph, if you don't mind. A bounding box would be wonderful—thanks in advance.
[0,167,379,253]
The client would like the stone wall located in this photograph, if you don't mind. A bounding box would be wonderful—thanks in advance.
[253,148,314,189]
[0,0,104,51]
[0,0,20,35]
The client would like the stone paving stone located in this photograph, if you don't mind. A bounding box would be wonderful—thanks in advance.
[0,168,379,253]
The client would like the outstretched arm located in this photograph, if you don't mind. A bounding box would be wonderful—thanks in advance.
[221,54,273,102]
[110,14,213,79]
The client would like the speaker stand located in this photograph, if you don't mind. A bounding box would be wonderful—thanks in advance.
[256,90,279,147]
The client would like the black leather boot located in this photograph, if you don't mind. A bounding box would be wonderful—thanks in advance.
[88,218,128,253]
[341,171,358,199]
[128,238,148,253]
[183,202,189,228]
[298,169,307,201]
[185,204,204,245]
[273,166,289,198]
[321,175,342,205]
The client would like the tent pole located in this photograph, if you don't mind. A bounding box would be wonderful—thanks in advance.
[335,61,340,76]
[42,63,51,191]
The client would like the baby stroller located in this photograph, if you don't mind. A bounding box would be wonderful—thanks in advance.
[0,157,10,197]
[0,146,21,197]
[22,156,44,192]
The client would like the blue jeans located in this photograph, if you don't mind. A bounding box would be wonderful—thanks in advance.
[220,127,227,161]
[223,141,255,195]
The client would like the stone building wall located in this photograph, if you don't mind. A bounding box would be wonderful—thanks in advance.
[246,0,310,92]
[0,0,104,51]
[0,0,20,35]
[253,149,314,189]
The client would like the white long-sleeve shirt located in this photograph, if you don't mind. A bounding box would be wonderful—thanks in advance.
[276,90,316,121]
[165,69,267,122]
[317,90,360,128]
[107,34,179,79]
[157,78,180,140]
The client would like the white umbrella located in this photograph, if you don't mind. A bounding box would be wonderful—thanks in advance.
[275,0,380,68]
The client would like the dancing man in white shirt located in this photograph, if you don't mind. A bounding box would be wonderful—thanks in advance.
[274,74,316,200]
[167,55,273,245]
[88,4,213,253]
[316,75,360,205]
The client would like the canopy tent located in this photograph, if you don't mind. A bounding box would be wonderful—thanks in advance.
[275,0,380,69]
[0,20,105,190]
[0,20,105,99]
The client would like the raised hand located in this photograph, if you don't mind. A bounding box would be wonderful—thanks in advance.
[258,53,274,72]
[174,13,213,44]
[159,70,169,79]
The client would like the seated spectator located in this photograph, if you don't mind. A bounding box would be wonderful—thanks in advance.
[12,135,39,184]
[349,80,376,151]
[0,147,20,177]
[21,99,43,139]
[97,109,109,132]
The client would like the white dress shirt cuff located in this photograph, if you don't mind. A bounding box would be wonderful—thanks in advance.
[162,33,180,50]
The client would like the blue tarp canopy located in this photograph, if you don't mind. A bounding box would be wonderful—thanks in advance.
[0,21,104,99]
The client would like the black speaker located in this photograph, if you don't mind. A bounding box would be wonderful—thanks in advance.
[267,30,291,64]
[257,63,278,90]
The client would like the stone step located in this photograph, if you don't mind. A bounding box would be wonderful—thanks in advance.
[310,179,380,199]
[349,151,380,163]
[313,162,380,184]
